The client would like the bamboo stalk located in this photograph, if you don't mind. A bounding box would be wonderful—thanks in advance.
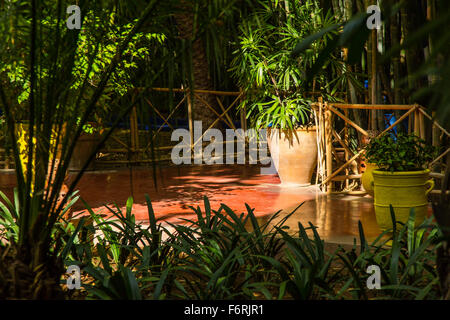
[325,104,333,194]
[145,97,175,131]
[321,106,417,186]
[322,150,364,186]
[194,92,234,128]
[419,111,426,140]
[414,109,421,137]
[328,105,369,136]
[418,107,450,137]
[192,95,242,149]
[320,103,326,191]
[378,106,417,136]
[313,108,320,186]
[331,103,414,110]
[146,87,241,96]
[148,95,186,144]
[331,174,362,181]
[332,130,355,158]
[371,24,377,130]
[111,135,131,150]
[216,96,236,129]
[344,109,349,189]
[430,148,450,166]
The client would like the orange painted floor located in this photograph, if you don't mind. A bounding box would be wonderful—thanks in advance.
[0,164,404,244]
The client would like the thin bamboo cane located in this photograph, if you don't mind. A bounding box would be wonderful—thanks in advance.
[332,103,414,110]
[145,97,175,131]
[192,93,243,149]
[344,109,349,189]
[331,174,362,181]
[321,106,417,186]
[332,130,355,158]
[419,112,426,140]
[194,92,234,128]
[147,87,241,96]
[144,95,186,150]
[328,105,369,136]
[313,107,322,186]
[216,96,236,130]
[325,103,333,194]
[414,109,421,137]
[418,107,450,137]
[111,134,131,150]
[430,148,450,166]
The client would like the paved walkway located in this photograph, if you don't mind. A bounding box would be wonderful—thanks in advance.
[0,164,391,244]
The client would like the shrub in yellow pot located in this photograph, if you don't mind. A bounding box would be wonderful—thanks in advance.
[365,133,438,231]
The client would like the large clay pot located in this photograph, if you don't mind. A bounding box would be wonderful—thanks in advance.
[267,127,318,185]
[68,132,100,171]
[372,169,434,231]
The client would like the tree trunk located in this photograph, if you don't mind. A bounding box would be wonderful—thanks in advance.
[0,244,65,299]
[401,0,428,104]
[175,1,219,130]
[434,156,450,299]
[390,11,402,104]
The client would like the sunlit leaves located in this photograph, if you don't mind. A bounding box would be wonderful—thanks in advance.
[230,0,341,129]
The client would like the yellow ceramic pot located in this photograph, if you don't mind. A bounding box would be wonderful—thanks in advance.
[15,123,65,191]
[361,162,378,197]
[372,169,434,231]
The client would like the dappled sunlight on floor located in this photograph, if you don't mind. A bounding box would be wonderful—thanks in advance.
[1,164,432,245]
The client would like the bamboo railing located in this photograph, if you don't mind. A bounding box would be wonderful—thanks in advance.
[97,88,245,165]
[312,101,450,194]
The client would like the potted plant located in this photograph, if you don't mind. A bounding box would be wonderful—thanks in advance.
[365,133,437,231]
[230,1,344,185]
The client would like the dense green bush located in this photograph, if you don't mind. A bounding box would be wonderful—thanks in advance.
[365,133,438,172]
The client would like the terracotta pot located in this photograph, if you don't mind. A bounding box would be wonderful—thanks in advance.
[68,132,100,171]
[267,127,318,185]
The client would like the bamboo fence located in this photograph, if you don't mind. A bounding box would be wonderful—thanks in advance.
[312,101,450,194]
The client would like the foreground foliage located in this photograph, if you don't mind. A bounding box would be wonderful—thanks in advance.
[2,193,441,300]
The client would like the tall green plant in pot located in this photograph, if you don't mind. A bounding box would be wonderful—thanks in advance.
[365,133,438,231]
[230,0,347,185]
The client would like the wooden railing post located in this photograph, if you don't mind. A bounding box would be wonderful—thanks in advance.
[414,107,421,137]
[324,102,333,194]
[419,110,426,140]
[344,108,349,189]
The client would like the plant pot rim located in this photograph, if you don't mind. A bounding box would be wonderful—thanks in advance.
[372,169,430,176]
